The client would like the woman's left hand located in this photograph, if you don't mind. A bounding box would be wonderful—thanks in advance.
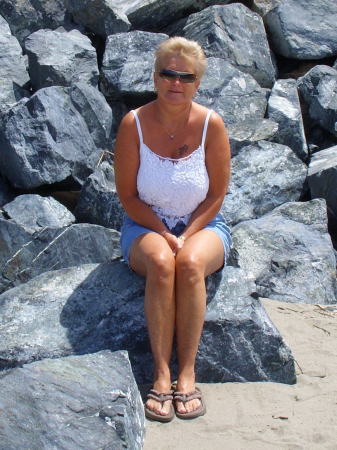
[162,232,185,255]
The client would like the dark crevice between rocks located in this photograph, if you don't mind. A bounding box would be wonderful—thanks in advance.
[273,54,336,80]
[86,31,105,71]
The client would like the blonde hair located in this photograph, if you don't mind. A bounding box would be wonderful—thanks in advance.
[155,37,207,79]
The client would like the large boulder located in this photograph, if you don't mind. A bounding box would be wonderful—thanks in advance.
[267,78,308,162]
[65,0,130,38]
[0,15,29,112]
[68,83,114,152]
[297,65,337,138]
[100,31,167,103]
[3,194,75,232]
[0,261,295,384]
[227,118,278,157]
[265,0,337,59]
[0,220,121,293]
[0,351,145,450]
[117,0,232,32]
[74,161,124,231]
[24,28,99,90]
[0,85,108,189]
[231,199,337,304]
[0,0,68,44]
[195,58,268,125]
[308,145,337,233]
[221,140,307,226]
[171,3,276,87]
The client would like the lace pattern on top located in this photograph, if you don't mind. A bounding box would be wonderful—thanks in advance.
[134,109,212,230]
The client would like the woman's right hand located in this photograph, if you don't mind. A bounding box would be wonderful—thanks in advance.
[161,232,184,255]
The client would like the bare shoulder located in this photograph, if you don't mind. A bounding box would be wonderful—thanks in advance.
[117,110,136,133]
[193,103,226,132]
[205,111,228,147]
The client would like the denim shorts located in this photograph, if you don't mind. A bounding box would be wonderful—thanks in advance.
[120,213,232,266]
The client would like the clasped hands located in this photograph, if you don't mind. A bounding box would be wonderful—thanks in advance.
[160,230,186,256]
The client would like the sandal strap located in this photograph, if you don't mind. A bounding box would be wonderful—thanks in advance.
[173,390,202,403]
[147,389,173,403]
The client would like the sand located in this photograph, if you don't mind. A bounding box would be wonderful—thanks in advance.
[143,298,337,450]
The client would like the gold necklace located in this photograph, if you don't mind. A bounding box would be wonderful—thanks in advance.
[157,105,191,140]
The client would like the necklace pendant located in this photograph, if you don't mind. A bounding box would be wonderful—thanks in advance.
[169,135,174,140]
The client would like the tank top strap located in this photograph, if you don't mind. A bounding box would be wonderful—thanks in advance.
[131,110,143,144]
[201,109,213,148]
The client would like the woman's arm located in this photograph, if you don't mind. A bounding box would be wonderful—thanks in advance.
[180,111,231,240]
[114,111,181,251]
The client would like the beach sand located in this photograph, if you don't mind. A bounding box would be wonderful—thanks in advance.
[143,298,337,450]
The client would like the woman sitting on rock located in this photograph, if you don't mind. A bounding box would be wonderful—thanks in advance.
[114,37,231,422]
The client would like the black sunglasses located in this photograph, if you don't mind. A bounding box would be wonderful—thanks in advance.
[158,69,197,83]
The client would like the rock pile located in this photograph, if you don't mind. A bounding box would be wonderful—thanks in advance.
[0,0,337,446]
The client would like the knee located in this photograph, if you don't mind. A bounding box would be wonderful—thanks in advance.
[175,253,204,284]
[146,250,175,281]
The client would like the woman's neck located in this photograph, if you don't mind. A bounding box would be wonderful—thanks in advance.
[154,99,192,126]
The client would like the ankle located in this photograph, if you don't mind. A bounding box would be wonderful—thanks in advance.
[153,369,172,391]
[176,372,196,392]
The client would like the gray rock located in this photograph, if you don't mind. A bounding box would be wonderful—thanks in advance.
[0,351,145,450]
[69,83,114,152]
[24,28,99,90]
[221,140,307,226]
[0,262,295,384]
[100,31,168,102]
[173,4,276,87]
[297,65,337,138]
[195,58,268,125]
[0,221,121,293]
[0,86,102,189]
[253,0,277,16]
[267,78,308,162]
[66,0,130,38]
[199,266,295,383]
[3,194,75,232]
[265,0,337,59]
[118,0,232,31]
[231,199,337,304]
[0,217,32,274]
[227,118,279,157]
[308,145,337,231]
[74,161,124,231]
[0,0,68,44]
[0,15,29,112]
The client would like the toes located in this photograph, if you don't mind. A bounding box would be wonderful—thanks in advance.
[177,399,200,413]
[176,401,187,414]
[146,399,171,415]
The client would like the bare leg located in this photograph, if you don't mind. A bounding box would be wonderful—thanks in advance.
[129,232,176,416]
[174,230,224,414]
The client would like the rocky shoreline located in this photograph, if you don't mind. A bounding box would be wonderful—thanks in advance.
[0,0,336,448]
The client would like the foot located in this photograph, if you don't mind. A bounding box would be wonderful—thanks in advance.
[174,378,201,415]
[145,380,173,417]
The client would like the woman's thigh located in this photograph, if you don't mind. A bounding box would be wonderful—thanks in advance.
[176,229,225,277]
[129,232,175,277]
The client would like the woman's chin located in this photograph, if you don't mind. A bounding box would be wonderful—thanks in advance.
[161,92,190,104]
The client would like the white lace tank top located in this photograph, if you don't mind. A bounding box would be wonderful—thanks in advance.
[133,109,212,230]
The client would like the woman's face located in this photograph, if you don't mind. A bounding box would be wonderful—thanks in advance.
[154,55,200,105]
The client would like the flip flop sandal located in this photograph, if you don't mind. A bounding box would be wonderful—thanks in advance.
[174,387,206,420]
[145,389,175,423]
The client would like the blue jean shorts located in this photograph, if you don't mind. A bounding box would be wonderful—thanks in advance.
[120,213,232,266]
